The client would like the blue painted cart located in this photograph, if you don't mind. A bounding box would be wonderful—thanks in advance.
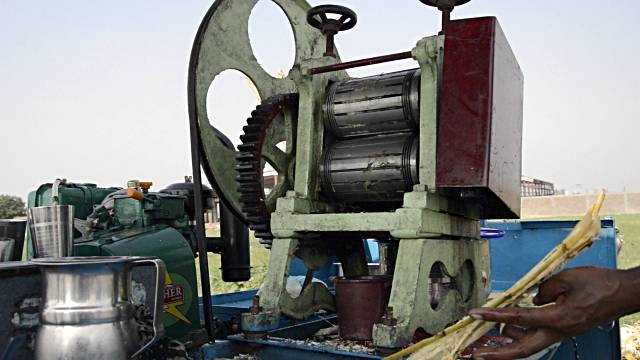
[192,218,621,359]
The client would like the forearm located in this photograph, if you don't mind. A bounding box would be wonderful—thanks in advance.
[613,267,640,317]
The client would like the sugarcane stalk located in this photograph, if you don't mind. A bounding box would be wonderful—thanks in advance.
[386,191,606,360]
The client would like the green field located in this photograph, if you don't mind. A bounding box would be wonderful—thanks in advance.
[615,214,640,270]
[612,214,640,325]
[197,214,640,324]
[196,230,270,295]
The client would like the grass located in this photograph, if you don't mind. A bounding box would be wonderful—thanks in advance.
[611,214,640,325]
[615,214,640,270]
[195,214,640,325]
[195,230,270,295]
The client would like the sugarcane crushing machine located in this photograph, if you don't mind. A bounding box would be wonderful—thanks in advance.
[188,0,523,350]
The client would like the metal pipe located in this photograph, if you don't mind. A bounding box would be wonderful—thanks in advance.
[219,202,251,282]
[309,51,413,75]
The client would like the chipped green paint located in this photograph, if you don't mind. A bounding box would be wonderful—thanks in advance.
[372,238,489,348]
[413,35,444,190]
[193,0,343,217]
[194,3,488,347]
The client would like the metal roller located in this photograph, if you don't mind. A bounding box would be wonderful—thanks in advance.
[321,133,418,206]
[323,68,421,139]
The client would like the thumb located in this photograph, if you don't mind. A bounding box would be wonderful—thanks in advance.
[533,275,568,306]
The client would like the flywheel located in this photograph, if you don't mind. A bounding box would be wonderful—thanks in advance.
[187,0,333,224]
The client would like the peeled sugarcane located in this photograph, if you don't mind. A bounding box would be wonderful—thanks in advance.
[386,191,606,360]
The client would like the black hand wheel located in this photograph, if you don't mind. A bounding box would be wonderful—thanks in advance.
[420,0,471,34]
[306,5,357,34]
[306,5,357,57]
[419,0,471,11]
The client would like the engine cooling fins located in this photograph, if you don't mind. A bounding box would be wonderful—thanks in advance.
[235,93,298,249]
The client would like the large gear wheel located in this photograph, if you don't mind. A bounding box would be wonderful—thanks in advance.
[236,94,298,248]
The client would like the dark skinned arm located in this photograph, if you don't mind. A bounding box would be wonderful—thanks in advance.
[469,266,640,360]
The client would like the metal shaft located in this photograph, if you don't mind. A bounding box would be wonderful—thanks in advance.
[309,51,413,75]
[440,10,451,34]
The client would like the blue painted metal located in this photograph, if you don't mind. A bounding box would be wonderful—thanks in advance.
[200,291,337,335]
[241,311,280,333]
[268,315,338,339]
[365,239,380,263]
[486,217,621,360]
[289,256,340,287]
[486,218,617,291]
[198,219,621,359]
[223,336,380,360]
[1,335,26,360]
[206,289,258,322]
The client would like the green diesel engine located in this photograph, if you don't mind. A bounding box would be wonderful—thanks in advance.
[26,178,250,343]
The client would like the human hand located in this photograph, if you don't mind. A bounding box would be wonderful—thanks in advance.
[469,267,635,360]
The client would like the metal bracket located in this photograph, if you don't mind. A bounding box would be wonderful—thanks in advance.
[412,35,444,190]
[372,237,490,348]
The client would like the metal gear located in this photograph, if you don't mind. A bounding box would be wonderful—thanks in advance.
[236,94,298,248]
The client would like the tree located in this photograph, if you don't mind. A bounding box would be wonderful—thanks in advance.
[0,195,26,219]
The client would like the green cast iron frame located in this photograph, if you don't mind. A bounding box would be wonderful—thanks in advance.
[190,0,489,349]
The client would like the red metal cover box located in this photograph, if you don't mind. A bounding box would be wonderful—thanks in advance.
[436,17,524,219]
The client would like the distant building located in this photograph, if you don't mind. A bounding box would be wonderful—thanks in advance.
[521,176,555,197]
[263,170,278,195]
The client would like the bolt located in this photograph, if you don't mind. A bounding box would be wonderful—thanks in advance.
[231,322,240,334]
[385,306,394,318]
[250,295,262,315]
[381,306,397,326]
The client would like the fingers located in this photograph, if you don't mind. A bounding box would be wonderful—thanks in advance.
[469,305,559,328]
[473,328,564,360]
[502,324,526,340]
[533,274,569,306]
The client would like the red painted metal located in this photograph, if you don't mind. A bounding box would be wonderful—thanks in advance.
[435,17,524,219]
[335,275,392,341]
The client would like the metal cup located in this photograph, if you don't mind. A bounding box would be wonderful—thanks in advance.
[0,220,27,261]
[27,205,74,258]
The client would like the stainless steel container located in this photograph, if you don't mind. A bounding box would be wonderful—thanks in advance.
[32,256,165,359]
[0,238,15,262]
[27,205,74,258]
[0,220,27,261]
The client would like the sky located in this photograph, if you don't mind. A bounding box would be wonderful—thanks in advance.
[1,0,639,200]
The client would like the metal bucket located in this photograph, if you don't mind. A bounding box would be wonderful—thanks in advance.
[335,275,392,340]
[0,220,27,261]
[32,256,165,359]
[27,205,74,258]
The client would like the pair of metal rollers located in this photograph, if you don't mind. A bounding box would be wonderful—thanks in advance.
[320,68,421,207]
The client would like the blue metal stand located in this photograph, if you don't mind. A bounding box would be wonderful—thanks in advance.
[193,219,621,359]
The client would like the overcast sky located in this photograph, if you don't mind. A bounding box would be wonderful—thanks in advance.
[1,0,639,200]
